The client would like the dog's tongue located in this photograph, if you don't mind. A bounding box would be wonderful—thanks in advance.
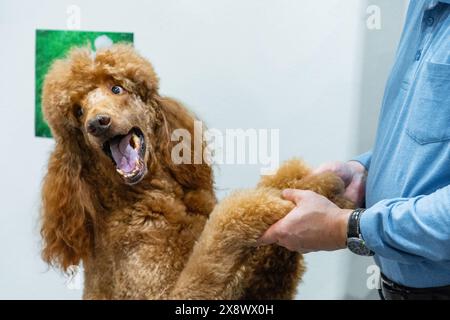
[110,133,139,173]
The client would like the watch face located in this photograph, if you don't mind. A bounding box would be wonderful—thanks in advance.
[347,238,374,256]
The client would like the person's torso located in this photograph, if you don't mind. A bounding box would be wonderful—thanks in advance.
[366,0,450,287]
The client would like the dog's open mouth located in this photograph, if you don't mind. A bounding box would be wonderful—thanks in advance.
[103,128,147,185]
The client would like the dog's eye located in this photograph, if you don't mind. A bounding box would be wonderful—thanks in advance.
[74,105,84,118]
[111,85,124,95]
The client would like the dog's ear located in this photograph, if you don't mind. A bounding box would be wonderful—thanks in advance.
[39,46,105,271]
[155,97,213,190]
[41,136,97,272]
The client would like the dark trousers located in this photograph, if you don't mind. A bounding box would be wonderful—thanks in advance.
[379,273,450,300]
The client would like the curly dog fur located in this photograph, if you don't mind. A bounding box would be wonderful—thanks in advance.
[40,44,353,299]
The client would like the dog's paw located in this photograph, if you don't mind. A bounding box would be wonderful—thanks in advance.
[258,158,311,190]
[258,159,354,209]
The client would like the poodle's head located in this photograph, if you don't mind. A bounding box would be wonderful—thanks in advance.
[42,44,161,185]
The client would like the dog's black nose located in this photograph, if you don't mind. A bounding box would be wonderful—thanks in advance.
[87,114,111,136]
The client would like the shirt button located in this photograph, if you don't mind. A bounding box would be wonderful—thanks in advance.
[415,50,422,61]
[426,16,434,26]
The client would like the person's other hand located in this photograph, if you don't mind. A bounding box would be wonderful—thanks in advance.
[257,189,352,253]
[314,161,367,207]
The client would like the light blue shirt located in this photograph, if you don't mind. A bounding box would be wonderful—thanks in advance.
[354,0,450,288]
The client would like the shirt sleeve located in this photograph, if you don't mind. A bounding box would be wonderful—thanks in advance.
[360,185,450,264]
[350,150,372,170]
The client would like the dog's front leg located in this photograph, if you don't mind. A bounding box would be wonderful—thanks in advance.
[169,188,294,299]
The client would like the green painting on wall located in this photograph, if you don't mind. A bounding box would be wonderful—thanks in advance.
[35,29,134,138]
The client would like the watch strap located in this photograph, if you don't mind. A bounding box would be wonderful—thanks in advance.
[346,208,374,256]
[347,208,365,238]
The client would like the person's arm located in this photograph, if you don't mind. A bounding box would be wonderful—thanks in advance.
[360,185,450,264]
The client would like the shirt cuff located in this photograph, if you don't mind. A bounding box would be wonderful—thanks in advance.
[359,201,421,263]
[359,205,381,252]
[350,151,372,171]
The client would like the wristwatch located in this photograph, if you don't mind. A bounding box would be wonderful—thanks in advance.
[346,208,374,256]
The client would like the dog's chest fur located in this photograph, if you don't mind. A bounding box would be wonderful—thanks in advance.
[82,187,210,299]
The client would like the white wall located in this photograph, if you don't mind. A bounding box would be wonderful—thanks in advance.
[0,0,406,299]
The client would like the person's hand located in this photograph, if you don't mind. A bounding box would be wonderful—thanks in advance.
[257,189,352,253]
[314,161,367,207]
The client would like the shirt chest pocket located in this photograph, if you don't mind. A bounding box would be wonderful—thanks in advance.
[406,62,450,145]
